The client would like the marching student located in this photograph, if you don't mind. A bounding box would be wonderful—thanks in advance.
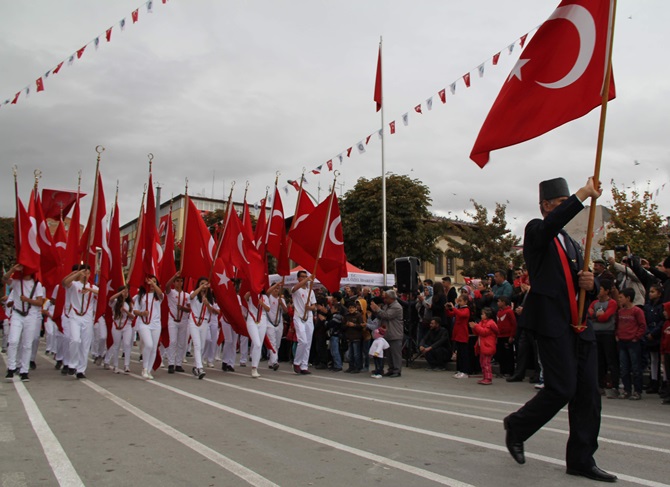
[291,271,317,375]
[62,264,98,380]
[188,277,217,379]
[59,270,76,377]
[203,295,221,368]
[104,286,134,374]
[3,264,45,381]
[245,283,281,378]
[1,294,10,353]
[133,275,163,380]
[92,315,108,367]
[164,272,190,374]
[41,294,58,361]
[221,313,239,372]
[266,283,287,371]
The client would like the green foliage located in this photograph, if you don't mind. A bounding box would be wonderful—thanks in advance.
[445,200,521,278]
[599,181,668,264]
[340,174,446,272]
[0,218,15,270]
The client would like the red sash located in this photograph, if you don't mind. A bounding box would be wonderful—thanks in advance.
[554,237,586,333]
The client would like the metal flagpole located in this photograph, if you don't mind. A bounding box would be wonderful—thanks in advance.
[380,36,388,286]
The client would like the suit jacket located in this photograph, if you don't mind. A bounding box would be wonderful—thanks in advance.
[523,195,596,341]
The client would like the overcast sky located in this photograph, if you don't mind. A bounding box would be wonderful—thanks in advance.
[1,1,668,237]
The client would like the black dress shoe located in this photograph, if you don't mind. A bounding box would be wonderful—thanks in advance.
[566,465,617,482]
[175,366,185,373]
[503,417,525,464]
[506,376,523,383]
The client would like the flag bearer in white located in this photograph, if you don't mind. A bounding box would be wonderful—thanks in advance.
[266,284,287,371]
[104,286,134,374]
[3,264,45,382]
[92,315,108,367]
[133,275,163,380]
[291,271,316,375]
[164,273,190,374]
[221,297,242,372]
[244,285,277,378]
[63,264,98,379]
[203,298,220,368]
[188,278,217,380]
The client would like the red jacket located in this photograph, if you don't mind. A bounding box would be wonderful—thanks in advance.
[446,306,470,343]
[496,307,517,338]
[615,306,646,342]
[473,319,498,356]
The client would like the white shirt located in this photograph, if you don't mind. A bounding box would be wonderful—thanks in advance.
[189,296,213,327]
[369,337,390,358]
[246,295,268,325]
[267,295,286,326]
[292,287,316,321]
[66,280,98,322]
[10,278,45,319]
[208,302,220,327]
[109,298,132,329]
[133,291,162,330]
[166,289,189,323]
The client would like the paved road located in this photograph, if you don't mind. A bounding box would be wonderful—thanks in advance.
[1,346,669,487]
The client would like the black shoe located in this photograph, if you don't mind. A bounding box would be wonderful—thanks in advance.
[5,369,15,379]
[20,373,29,382]
[168,365,175,374]
[388,373,401,378]
[566,466,617,482]
[76,373,86,380]
[383,370,394,377]
[198,369,206,380]
[67,367,75,376]
[139,354,143,361]
[331,367,342,372]
[315,364,328,370]
[293,364,301,374]
[61,366,68,376]
[175,366,185,373]
[506,376,523,383]
[272,363,279,371]
[227,365,235,372]
[186,351,192,357]
[55,360,63,370]
[239,363,246,368]
[300,369,312,375]
[30,361,37,370]
[528,375,540,384]
[350,369,360,374]
[503,417,525,464]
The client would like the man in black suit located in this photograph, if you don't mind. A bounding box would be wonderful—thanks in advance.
[503,177,617,483]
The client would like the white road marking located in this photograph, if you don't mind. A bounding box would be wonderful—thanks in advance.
[142,376,476,487]
[240,373,670,455]
[2,472,28,487]
[81,379,279,487]
[12,381,84,486]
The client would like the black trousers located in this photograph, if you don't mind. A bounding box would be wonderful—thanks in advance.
[505,331,601,470]
[511,328,538,379]
[595,332,619,389]
[495,337,515,376]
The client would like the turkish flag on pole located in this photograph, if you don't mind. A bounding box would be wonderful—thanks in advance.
[180,197,215,282]
[53,220,68,262]
[108,201,124,293]
[41,189,85,220]
[16,195,41,277]
[288,190,347,293]
[219,207,265,296]
[374,44,383,112]
[287,190,316,274]
[33,192,59,295]
[470,0,616,168]
[95,214,110,323]
[159,213,176,347]
[143,173,159,278]
[79,172,106,270]
[266,188,289,276]
[210,257,248,336]
[253,199,269,287]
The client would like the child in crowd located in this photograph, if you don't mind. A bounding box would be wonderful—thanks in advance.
[495,296,517,377]
[470,307,498,385]
[661,302,670,405]
[446,294,472,379]
[587,279,619,398]
[369,327,389,379]
[343,302,364,373]
[616,287,647,400]
[643,283,665,394]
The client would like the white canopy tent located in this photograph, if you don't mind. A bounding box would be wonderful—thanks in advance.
[269,263,395,289]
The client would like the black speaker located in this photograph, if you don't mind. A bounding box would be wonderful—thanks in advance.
[394,257,420,294]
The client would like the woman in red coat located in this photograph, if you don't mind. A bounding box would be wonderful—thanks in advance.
[470,307,499,385]
[446,294,472,378]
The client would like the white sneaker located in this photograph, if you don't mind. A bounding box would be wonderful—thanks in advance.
[207,361,214,368]
[103,363,110,370]
[534,382,545,390]
[251,368,260,378]
[114,367,120,374]
[454,372,469,379]
[124,368,130,375]
[141,369,150,379]
[148,371,154,380]
[371,374,382,379]
[453,371,460,377]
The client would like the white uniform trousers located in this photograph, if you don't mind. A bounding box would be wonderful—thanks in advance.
[92,317,107,359]
[7,313,40,374]
[188,321,209,370]
[105,325,133,370]
[29,317,42,362]
[239,335,249,365]
[221,321,238,368]
[266,321,283,367]
[246,317,267,369]
[137,324,160,373]
[2,319,9,351]
[68,315,94,374]
[44,318,55,354]
[293,316,314,371]
[203,321,219,364]
[54,323,65,361]
[167,318,189,366]
[61,316,72,368]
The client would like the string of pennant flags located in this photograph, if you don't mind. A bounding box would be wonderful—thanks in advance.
[270,27,540,204]
[1,0,168,108]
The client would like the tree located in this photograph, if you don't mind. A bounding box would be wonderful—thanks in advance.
[0,217,15,270]
[445,200,521,278]
[599,181,668,264]
[340,174,445,272]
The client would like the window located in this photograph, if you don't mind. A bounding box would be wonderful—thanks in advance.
[434,254,444,275]
[446,256,455,276]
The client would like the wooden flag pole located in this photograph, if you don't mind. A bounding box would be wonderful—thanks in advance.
[84,145,105,263]
[267,172,285,326]
[179,179,189,274]
[209,182,236,283]
[577,0,618,326]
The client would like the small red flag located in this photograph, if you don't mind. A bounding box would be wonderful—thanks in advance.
[414,104,422,114]
[132,9,139,23]
[389,121,396,134]
[374,45,382,112]
[463,73,471,88]
[470,0,616,167]
[520,34,528,48]
[106,27,113,42]
[365,135,372,145]
[76,46,86,59]
[11,92,20,104]
[346,147,352,157]
[326,159,333,171]
[438,89,446,104]
[53,61,64,74]
[36,78,45,93]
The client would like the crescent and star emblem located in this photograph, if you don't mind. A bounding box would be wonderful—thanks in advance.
[237,234,250,264]
[28,216,40,255]
[508,5,596,90]
[328,216,343,246]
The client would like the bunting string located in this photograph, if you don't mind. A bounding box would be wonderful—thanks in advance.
[1,0,168,109]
